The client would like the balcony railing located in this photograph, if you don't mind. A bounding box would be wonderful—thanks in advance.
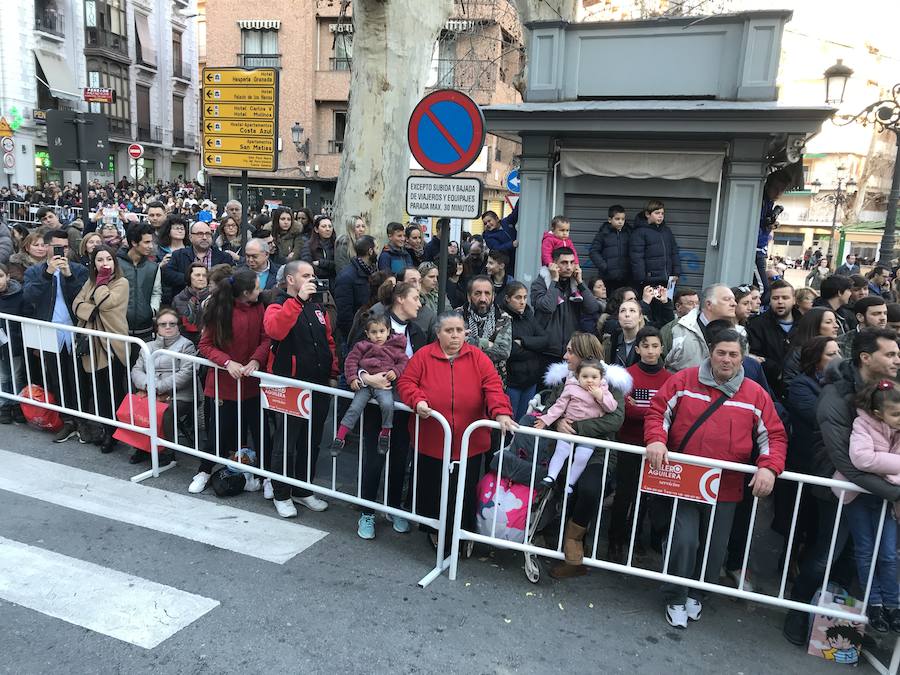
[428,59,497,92]
[137,125,163,143]
[35,8,65,37]
[328,139,344,154]
[173,131,196,149]
[173,59,193,80]
[85,29,129,56]
[329,57,352,71]
[239,53,281,69]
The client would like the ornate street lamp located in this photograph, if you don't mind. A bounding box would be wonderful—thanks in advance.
[291,122,310,174]
[812,166,857,266]
[824,60,900,264]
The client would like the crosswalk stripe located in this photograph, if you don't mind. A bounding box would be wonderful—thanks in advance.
[0,536,219,649]
[0,449,327,564]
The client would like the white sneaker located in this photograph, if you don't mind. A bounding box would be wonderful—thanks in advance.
[188,471,210,494]
[263,478,274,500]
[666,604,688,628]
[243,475,261,492]
[273,498,298,518]
[686,598,702,621]
[293,494,328,512]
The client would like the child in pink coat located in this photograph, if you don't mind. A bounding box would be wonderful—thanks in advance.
[836,380,900,629]
[534,359,617,493]
[541,215,580,266]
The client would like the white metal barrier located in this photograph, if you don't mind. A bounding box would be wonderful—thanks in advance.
[125,347,455,588]
[450,420,900,672]
[0,312,163,480]
[1,200,150,227]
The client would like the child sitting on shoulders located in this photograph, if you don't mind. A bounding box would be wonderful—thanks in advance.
[331,314,409,456]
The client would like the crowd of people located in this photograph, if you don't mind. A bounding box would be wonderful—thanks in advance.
[3,178,900,640]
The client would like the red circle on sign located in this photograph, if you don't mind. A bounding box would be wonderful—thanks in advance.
[408,89,485,176]
[297,390,311,417]
[127,143,144,159]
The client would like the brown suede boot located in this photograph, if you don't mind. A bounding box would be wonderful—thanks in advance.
[549,520,588,579]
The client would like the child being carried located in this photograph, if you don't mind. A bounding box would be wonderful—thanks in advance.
[534,358,617,493]
[331,314,409,456]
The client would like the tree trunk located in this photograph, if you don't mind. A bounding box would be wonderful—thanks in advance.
[333,0,454,238]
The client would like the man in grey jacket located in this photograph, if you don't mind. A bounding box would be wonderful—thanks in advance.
[783,327,900,644]
[458,275,512,382]
[663,284,737,372]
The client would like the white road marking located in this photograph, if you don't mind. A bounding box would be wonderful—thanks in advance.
[0,449,327,564]
[0,536,219,649]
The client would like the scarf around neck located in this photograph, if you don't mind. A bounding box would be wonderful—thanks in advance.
[466,304,497,340]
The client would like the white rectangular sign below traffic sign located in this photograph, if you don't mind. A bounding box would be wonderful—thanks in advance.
[406,176,483,220]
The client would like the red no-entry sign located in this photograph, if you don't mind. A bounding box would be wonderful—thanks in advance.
[127,143,144,159]
[408,89,485,176]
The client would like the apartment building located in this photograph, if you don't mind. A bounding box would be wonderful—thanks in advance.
[0,0,200,188]
[203,0,523,218]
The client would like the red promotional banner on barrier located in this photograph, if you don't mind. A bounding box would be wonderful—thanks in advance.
[260,385,311,419]
[640,460,721,504]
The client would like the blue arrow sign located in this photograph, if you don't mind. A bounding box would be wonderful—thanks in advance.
[506,168,520,194]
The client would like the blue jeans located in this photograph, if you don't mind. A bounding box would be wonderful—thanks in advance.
[845,493,899,607]
[0,350,24,409]
[506,385,536,423]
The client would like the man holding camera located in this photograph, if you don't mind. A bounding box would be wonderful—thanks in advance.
[262,260,338,518]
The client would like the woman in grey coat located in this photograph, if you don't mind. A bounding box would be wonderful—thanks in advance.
[130,307,198,465]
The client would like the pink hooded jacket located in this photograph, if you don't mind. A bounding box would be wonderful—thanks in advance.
[833,409,900,502]
[541,231,580,266]
[539,377,616,426]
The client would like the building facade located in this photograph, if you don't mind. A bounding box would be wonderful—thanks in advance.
[0,0,200,188]
[202,0,523,219]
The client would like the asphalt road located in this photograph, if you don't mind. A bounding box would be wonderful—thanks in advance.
[0,422,875,674]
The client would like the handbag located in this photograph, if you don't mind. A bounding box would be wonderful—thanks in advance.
[112,393,169,453]
[74,331,90,358]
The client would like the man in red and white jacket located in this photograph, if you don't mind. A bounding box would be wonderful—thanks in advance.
[644,328,786,629]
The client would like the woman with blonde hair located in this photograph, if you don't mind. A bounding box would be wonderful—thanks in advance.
[602,298,646,367]
[794,286,818,315]
[7,231,48,282]
[335,215,368,274]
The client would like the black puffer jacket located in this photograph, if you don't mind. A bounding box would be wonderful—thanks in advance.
[502,299,548,390]
[628,212,681,286]
[588,222,632,282]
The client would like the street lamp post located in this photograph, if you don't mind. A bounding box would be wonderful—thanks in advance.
[812,167,857,267]
[824,61,900,265]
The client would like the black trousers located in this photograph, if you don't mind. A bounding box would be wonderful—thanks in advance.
[34,346,86,420]
[570,462,609,529]
[415,452,481,534]
[609,451,643,546]
[360,410,411,515]
[200,396,265,474]
[267,391,329,501]
[790,497,854,604]
[87,358,128,433]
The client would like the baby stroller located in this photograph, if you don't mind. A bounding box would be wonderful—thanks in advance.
[482,415,562,583]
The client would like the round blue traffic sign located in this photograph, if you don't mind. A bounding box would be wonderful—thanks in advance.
[408,89,485,176]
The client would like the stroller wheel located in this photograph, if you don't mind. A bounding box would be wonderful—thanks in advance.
[524,551,541,583]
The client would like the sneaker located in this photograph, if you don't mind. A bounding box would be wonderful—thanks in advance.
[263,478,274,500]
[293,494,328,512]
[782,610,810,646]
[725,567,755,592]
[869,605,889,633]
[686,597,702,621]
[666,604,688,629]
[243,475,261,492]
[329,438,345,457]
[386,513,410,533]
[358,513,376,539]
[53,421,79,443]
[273,498,298,518]
[188,471,211,494]
[377,432,391,455]
[0,408,12,424]
[128,450,149,464]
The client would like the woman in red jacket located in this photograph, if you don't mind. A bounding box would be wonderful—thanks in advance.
[190,268,271,494]
[398,310,515,548]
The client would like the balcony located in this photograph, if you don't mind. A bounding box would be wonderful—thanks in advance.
[137,125,163,143]
[327,139,344,154]
[427,59,497,94]
[34,8,65,37]
[239,53,281,69]
[84,29,129,60]
[173,131,196,149]
[329,57,351,71]
[173,59,193,82]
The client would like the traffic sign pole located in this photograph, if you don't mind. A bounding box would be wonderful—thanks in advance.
[240,170,249,248]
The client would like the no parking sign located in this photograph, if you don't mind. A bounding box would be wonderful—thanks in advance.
[407,89,485,176]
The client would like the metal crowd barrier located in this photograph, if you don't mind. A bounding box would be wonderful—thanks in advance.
[450,420,900,672]
[2,200,150,227]
[0,312,162,478]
